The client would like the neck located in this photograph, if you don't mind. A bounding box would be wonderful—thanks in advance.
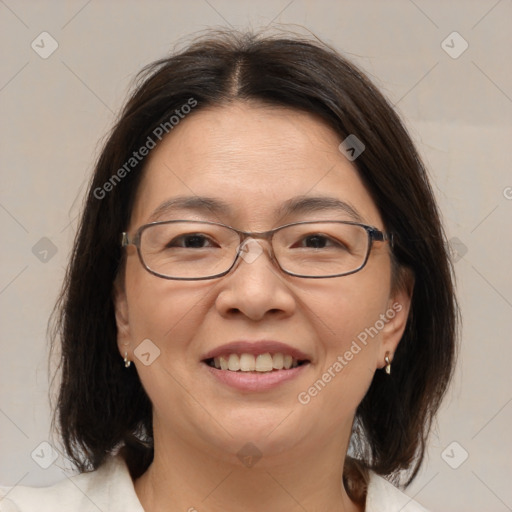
[134,419,364,512]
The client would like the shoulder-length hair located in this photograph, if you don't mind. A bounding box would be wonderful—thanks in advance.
[51,28,458,497]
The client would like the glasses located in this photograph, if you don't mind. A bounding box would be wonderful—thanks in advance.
[121,219,393,280]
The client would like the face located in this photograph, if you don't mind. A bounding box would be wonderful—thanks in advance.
[115,101,411,464]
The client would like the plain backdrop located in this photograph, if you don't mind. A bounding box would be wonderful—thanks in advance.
[1,1,511,511]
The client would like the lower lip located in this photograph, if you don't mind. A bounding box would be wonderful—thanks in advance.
[202,362,310,392]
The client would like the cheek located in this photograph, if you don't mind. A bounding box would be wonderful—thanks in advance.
[308,269,390,351]
[298,274,389,414]
[123,265,214,415]
[124,260,211,356]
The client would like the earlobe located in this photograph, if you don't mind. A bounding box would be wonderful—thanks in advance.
[113,278,131,357]
[379,284,413,366]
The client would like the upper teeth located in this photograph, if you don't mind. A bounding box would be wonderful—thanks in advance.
[212,353,299,372]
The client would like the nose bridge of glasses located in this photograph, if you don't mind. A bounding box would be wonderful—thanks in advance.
[235,231,276,267]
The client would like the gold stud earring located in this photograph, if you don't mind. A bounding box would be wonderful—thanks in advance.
[384,352,392,375]
[124,352,131,368]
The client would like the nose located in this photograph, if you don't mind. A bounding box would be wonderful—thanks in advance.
[214,238,297,321]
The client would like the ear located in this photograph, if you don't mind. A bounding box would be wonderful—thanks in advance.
[378,275,414,369]
[113,276,132,358]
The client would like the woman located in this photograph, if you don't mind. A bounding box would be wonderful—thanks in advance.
[1,29,457,511]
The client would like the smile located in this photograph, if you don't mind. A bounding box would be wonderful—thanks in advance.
[204,352,309,373]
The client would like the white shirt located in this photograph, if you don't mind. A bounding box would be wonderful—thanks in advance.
[0,455,429,511]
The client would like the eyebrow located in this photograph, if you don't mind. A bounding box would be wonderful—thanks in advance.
[147,194,363,223]
[277,195,363,223]
[147,196,231,222]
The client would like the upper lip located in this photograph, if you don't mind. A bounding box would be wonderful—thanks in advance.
[201,340,311,362]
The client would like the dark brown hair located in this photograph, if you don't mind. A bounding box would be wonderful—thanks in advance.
[50,28,458,498]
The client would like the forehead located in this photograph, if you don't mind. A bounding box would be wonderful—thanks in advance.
[130,102,382,229]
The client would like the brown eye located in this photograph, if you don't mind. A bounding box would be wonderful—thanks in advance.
[293,234,347,250]
[302,234,329,248]
[166,234,217,249]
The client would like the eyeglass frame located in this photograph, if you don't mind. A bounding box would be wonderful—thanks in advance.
[121,219,394,280]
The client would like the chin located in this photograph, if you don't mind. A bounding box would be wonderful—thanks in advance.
[197,409,310,464]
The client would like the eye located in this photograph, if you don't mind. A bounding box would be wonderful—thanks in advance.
[166,233,219,249]
[302,234,329,248]
[294,234,346,250]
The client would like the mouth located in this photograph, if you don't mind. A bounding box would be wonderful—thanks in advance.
[200,340,312,374]
[200,341,312,392]
[203,352,310,373]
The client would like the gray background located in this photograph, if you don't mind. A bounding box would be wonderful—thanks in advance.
[1,1,511,511]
